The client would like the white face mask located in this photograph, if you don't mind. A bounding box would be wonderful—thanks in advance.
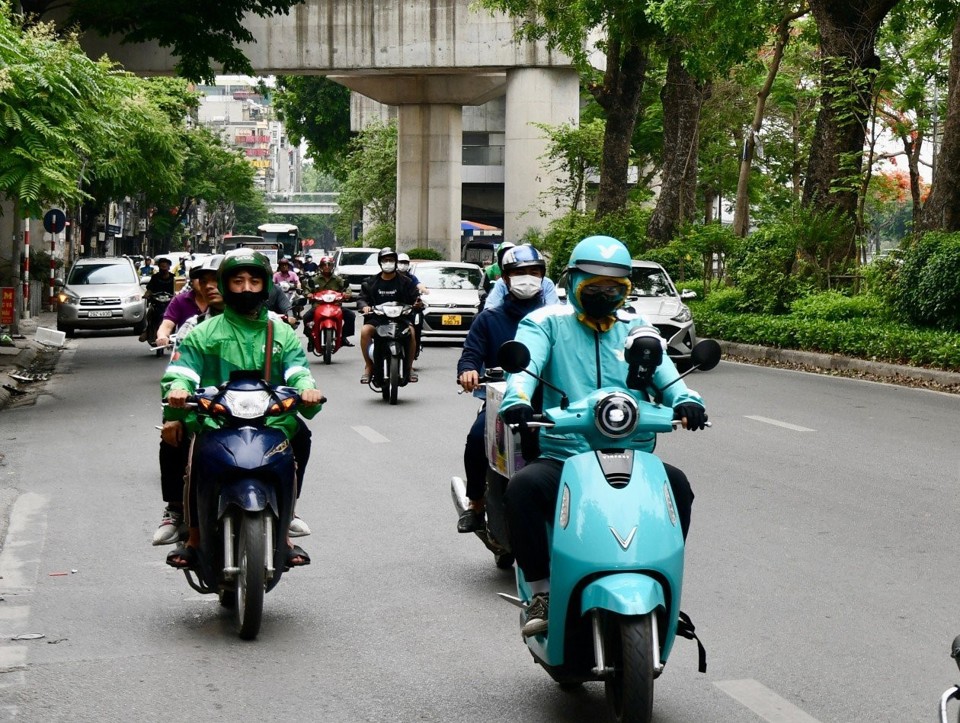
[398,262,410,272]
[509,275,542,300]
[381,262,397,273]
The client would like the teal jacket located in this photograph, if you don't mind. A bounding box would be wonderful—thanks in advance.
[500,304,704,460]
[161,305,320,438]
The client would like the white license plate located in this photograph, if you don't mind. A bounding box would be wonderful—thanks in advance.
[441,314,462,326]
[88,310,113,318]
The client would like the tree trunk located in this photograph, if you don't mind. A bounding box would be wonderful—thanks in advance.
[918,10,960,232]
[647,50,710,245]
[803,0,901,248]
[733,9,804,237]
[590,38,650,218]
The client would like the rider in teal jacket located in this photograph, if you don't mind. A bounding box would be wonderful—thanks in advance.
[499,235,708,638]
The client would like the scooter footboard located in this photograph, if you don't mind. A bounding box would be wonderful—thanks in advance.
[580,573,664,617]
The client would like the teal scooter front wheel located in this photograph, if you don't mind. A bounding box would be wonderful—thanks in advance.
[604,613,655,723]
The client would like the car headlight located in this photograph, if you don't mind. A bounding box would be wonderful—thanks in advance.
[125,293,144,304]
[58,290,79,305]
[671,305,692,323]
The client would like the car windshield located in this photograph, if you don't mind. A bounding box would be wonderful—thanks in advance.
[416,266,482,290]
[630,268,675,298]
[338,251,378,266]
[68,263,137,285]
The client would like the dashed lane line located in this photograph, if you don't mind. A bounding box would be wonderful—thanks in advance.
[352,425,390,444]
[745,415,816,433]
[715,679,823,723]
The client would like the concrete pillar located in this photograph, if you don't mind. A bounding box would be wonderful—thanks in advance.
[396,104,462,260]
[503,67,580,242]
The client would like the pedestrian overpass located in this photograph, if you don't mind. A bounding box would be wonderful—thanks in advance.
[266,193,340,215]
[74,0,580,260]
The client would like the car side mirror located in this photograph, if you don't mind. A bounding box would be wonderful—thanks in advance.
[680,290,697,300]
[53,278,64,289]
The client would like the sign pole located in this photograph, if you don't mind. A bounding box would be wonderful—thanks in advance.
[22,217,30,320]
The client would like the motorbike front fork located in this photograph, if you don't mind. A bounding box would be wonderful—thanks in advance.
[222,513,277,582]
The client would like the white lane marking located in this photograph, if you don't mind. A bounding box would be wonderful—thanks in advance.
[352,425,390,444]
[0,646,27,675]
[745,415,816,433]
[0,493,48,593]
[0,605,30,638]
[715,679,822,723]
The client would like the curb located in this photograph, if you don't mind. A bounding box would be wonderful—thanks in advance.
[719,341,960,388]
[0,312,58,409]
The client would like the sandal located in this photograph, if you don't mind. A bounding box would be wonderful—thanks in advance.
[166,544,198,569]
[408,371,419,383]
[360,369,373,384]
[285,545,311,569]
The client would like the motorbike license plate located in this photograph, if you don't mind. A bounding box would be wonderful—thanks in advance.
[441,314,461,326]
[88,310,112,318]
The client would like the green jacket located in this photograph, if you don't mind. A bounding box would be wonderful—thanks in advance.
[161,305,320,438]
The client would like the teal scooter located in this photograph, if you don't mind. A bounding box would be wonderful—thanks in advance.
[496,337,720,723]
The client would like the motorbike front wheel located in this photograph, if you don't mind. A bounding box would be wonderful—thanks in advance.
[323,327,334,365]
[605,614,655,723]
[235,512,266,640]
[388,356,400,404]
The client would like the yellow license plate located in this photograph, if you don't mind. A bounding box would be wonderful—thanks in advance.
[441,314,462,326]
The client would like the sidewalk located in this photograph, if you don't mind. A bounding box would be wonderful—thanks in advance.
[0,309,62,409]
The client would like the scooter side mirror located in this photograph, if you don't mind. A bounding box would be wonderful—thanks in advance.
[497,340,530,374]
[690,339,722,372]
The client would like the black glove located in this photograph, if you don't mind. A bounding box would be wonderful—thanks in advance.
[502,404,534,426]
[674,403,707,431]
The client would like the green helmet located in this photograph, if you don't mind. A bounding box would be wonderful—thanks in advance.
[217,249,274,297]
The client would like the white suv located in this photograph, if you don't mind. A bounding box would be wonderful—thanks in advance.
[332,247,381,306]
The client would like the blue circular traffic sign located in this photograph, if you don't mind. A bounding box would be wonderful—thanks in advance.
[43,208,66,234]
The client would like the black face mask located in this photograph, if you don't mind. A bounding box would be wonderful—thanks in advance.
[224,290,264,315]
[580,294,623,319]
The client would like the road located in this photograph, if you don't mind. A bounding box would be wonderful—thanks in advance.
[0,329,958,722]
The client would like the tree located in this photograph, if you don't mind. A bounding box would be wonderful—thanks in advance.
[533,119,605,213]
[918,4,960,232]
[272,76,352,179]
[802,0,902,245]
[335,119,397,245]
[480,0,659,218]
[17,0,305,82]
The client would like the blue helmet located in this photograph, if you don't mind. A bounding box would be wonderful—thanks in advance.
[501,244,546,275]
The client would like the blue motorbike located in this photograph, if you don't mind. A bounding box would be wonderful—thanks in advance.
[175,373,316,640]
[494,338,720,722]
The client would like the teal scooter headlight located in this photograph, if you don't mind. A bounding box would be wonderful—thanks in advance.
[593,392,639,438]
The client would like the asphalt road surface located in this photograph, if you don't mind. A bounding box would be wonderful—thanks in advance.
[0,328,957,722]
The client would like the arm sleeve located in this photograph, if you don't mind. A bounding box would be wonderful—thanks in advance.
[357,279,374,308]
[500,314,551,412]
[484,279,507,310]
[543,278,560,305]
[457,314,488,376]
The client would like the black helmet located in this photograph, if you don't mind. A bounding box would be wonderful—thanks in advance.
[378,247,398,266]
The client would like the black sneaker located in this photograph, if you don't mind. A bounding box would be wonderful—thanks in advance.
[306,338,314,352]
[457,508,485,533]
[522,593,549,637]
[342,339,354,347]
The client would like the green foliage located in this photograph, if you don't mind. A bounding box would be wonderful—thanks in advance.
[788,290,893,322]
[672,222,740,289]
[533,119,605,213]
[895,231,960,332]
[272,76,352,178]
[407,247,442,260]
[697,286,747,313]
[233,193,269,235]
[361,222,396,250]
[539,206,655,278]
[693,307,960,370]
[335,119,397,243]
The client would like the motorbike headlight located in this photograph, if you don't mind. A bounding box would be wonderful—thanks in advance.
[671,305,692,323]
[383,304,403,319]
[594,392,638,439]
[222,389,272,419]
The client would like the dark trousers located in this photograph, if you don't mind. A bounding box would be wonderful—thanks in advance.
[159,420,312,509]
[464,410,487,501]
[504,458,694,582]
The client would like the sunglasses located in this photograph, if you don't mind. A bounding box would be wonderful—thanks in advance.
[580,282,626,298]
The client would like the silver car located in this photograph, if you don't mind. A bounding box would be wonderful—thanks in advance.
[56,257,146,337]
[625,260,698,368]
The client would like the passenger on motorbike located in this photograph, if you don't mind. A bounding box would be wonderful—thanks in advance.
[161,250,323,570]
[358,247,420,385]
[483,250,560,310]
[154,263,212,348]
[303,256,355,348]
[499,235,708,637]
[456,244,548,533]
[273,257,301,290]
[139,258,176,342]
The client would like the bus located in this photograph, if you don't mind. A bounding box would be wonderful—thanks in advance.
[224,235,283,271]
[257,223,300,259]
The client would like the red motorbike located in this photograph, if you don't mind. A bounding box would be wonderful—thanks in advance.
[307,289,345,364]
